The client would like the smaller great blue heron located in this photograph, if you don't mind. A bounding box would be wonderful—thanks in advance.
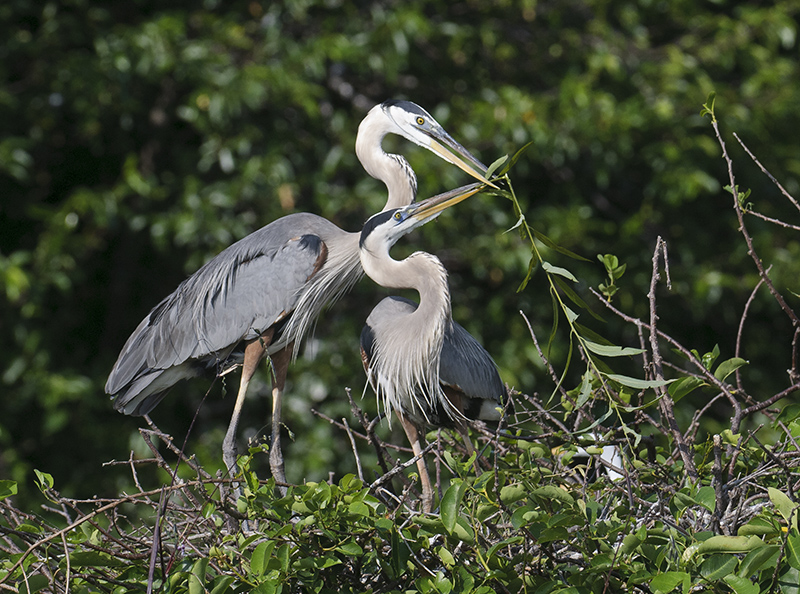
[358,184,507,512]
[105,100,492,489]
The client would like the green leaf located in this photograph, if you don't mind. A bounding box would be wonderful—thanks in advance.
[17,574,48,594]
[649,571,690,593]
[700,553,738,580]
[738,545,779,578]
[697,535,765,555]
[701,91,716,120]
[778,566,800,594]
[251,541,275,577]
[542,261,578,282]
[574,373,592,409]
[778,403,800,423]
[276,543,290,573]
[505,213,526,233]
[189,558,209,594]
[668,376,706,403]
[714,357,748,381]
[696,486,716,512]
[34,469,54,490]
[553,276,605,321]
[723,574,759,594]
[564,305,579,323]
[451,516,476,543]
[583,340,644,357]
[769,487,799,530]
[440,480,467,534]
[738,516,781,536]
[486,154,509,178]
[500,483,527,505]
[337,539,363,556]
[498,141,533,176]
[531,485,573,506]
[605,374,673,390]
[533,228,590,261]
[67,551,127,567]
[788,533,800,570]
[0,480,18,500]
[209,576,235,594]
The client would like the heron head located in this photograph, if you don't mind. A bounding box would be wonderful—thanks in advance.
[379,100,497,188]
[360,182,484,250]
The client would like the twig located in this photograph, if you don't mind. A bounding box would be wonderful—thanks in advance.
[370,443,436,492]
[712,121,800,328]
[733,132,800,213]
[735,272,767,392]
[343,418,364,481]
[647,237,698,480]
[741,382,800,417]
[711,435,727,534]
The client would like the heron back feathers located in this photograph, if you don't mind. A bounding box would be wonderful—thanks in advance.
[106,213,345,416]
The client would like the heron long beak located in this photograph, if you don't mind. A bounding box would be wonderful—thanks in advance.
[427,134,500,189]
[407,182,484,225]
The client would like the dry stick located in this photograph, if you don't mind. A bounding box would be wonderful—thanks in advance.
[733,132,800,213]
[344,388,395,475]
[369,443,436,495]
[735,273,768,393]
[647,237,698,480]
[686,393,727,444]
[711,435,727,534]
[519,311,593,428]
[741,382,800,417]
[745,210,800,232]
[713,122,800,328]
[342,418,364,482]
[519,311,568,399]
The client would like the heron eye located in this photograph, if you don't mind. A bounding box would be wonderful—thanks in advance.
[393,212,402,220]
[416,117,425,125]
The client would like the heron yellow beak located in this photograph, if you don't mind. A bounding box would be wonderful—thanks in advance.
[408,183,484,223]
[427,138,500,190]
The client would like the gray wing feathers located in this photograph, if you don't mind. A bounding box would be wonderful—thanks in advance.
[106,213,334,413]
[439,323,505,404]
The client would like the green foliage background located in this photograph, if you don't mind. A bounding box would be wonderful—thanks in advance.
[1,0,799,504]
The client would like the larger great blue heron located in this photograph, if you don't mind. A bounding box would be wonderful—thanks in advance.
[105,100,491,486]
[358,185,507,512]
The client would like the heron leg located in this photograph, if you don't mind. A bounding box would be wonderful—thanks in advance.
[222,333,271,484]
[268,343,292,493]
[399,414,434,513]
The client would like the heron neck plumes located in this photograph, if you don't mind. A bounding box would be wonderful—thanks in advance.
[356,108,418,210]
[361,248,453,421]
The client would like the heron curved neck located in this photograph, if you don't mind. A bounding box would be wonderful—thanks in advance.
[356,112,417,210]
[361,249,451,326]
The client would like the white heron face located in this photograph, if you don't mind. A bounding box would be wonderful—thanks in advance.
[383,101,441,148]
[380,100,494,187]
[360,182,484,251]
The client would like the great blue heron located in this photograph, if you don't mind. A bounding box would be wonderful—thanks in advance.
[105,100,491,488]
[358,184,508,512]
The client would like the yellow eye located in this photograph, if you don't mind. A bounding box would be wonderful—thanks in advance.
[393,212,402,220]
[416,117,425,125]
